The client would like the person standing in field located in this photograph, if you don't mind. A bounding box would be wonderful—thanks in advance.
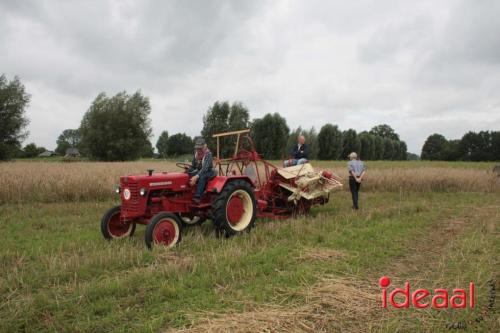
[348,152,366,210]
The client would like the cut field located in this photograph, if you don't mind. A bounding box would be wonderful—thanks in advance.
[0,161,498,332]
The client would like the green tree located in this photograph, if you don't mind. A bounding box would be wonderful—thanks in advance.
[0,75,30,160]
[251,113,289,159]
[369,124,400,141]
[166,133,193,157]
[421,134,448,160]
[359,132,375,160]
[156,131,169,158]
[373,135,385,160]
[302,127,319,160]
[55,129,81,155]
[226,102,250,156]
[201,101,230,150]
[141,140,154,158]
[383,138,395,160]
[22,143,46,158]
[399,141,408,160]
[407,152,420,160]
[317,124,343,160]
[228,102,250,131]
[341,129,361,159]
[458,131,493,161]
[79,91,152,161]
[491,131,500,161]
[446,139,461,161]
[286,127,303,157]
[392,140,401,160]
[201,101,250,156]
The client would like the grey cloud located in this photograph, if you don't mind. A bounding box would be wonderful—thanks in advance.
[0,0,498,153]
[1,0,265,95]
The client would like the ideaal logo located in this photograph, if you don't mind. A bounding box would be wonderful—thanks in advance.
[379,276,474,309]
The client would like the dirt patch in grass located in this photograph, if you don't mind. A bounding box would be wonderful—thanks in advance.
[296,248,348,262]
[153,252,196,269]
[168,276,381,333]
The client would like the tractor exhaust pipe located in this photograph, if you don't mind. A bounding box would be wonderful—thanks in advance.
[147,169,154,176]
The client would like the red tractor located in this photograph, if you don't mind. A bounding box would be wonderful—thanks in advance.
[101,130,342,248]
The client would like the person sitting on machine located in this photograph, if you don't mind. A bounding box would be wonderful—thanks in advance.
[188,137,216,204]
[284,135,309,167]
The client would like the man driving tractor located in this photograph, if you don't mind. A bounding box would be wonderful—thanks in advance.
[188,137,216,203]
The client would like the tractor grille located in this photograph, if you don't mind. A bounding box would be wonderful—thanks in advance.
[122,181,140,215]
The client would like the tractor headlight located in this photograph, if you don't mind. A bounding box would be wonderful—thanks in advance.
[139,188,147,196]
[115,186,121,194]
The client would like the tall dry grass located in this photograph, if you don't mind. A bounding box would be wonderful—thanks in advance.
[0,161,177,204]
[0,161,498,204]
[333,167,500,193]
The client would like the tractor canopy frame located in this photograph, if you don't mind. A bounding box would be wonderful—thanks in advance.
[212,129,274,187]
[211,129,342,219]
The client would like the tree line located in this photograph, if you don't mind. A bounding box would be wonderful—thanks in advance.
[1,74,497,162]
[421,132,500,161]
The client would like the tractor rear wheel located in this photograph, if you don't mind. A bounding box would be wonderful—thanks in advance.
[101,206,136,239]
[178,213,206,227]
[145,212,182,249]
[212,180,256,237]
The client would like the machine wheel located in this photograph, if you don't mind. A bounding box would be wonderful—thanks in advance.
[101,206,136,239]
[178,213,206,227]
[145,212,182,249]
[212,180,256,237]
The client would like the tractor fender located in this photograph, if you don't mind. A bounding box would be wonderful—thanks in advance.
[206,176,255,194]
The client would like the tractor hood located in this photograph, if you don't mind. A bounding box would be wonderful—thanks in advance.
[120,172,189,192]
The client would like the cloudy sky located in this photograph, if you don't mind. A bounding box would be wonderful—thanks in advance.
[1,0,499,153]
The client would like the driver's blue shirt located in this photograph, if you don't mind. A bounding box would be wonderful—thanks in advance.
[188,150,214,177]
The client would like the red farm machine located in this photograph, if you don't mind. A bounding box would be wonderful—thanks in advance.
[101,130,342,248]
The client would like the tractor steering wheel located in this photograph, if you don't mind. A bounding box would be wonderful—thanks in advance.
[175,162,192,170]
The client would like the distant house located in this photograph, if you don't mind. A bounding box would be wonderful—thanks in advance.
[65,148,80,157]
[38,150,58,157]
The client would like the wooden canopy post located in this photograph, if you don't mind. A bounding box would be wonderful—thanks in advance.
[216,137,220,159]
[212,129,250,160]
[234,133,240,158]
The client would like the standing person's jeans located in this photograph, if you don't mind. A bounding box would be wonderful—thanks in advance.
[284,158,308,167]
[194,170,216,199]
[349,176,361,209]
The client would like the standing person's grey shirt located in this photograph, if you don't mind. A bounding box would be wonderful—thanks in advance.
[348,160,366,177]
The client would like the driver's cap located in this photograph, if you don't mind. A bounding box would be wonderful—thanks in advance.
[194,137,206,149]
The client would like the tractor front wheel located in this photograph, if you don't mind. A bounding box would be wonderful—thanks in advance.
[213,180,256,237]
[145,212,182,249]
[101,206,136,240]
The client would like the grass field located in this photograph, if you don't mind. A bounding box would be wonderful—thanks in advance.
[0,160,498,332]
